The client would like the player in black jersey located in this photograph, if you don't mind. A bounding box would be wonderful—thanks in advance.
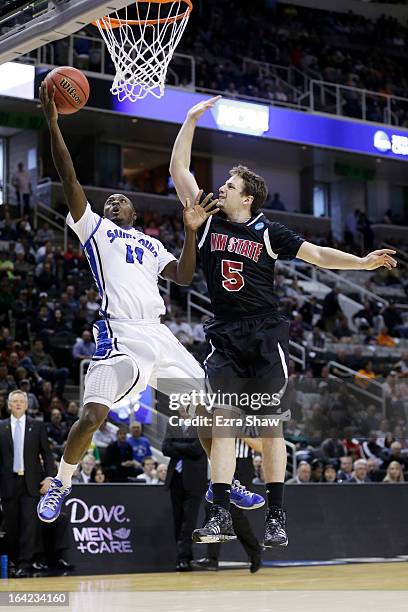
[170,95,397,546]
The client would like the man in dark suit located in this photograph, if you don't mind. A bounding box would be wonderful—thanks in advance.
[0,390,55,577]
[162,410,208,571]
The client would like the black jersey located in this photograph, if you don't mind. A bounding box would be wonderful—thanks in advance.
[197,212,304,319]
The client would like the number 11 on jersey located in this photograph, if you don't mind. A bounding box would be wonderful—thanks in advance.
[126,244,144,265]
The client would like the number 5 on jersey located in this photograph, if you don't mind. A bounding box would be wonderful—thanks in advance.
[221,259,245,292]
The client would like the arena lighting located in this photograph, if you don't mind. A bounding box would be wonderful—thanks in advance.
[212,98,270,136]
[0,61,34,99]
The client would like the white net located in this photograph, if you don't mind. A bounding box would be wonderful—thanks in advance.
[95,1,192,102]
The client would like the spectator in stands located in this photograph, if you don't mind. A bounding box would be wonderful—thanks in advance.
[320,429,346,464]
[93,418,118,449]
[383,461,405,483]
[265,192,286,211]
[30,307,53,346]
[19,379,40,418]
[12,162,32,214]
[310,459,324,482]
[48,308,70,336]
[72,330,96,373]
[126,421,152,465]
[300,297,319,330]
[103,427,141,482]
[376,326,396,347]
[352,299,375,331]
[64,401,79,428]
[286,461,311,484]
[357,212,374,251]
[342,427,362,460]
[72,454,96,484]
[320,287,342,332]
[382,302,404,337]
[355,360,376,389]
[156,463,167,485]
[348,459,370,483]
[347,459,370,484]
[337,456,354,482]
[35,223,55,245]
[0,213,17,242]
[25,339,69,397]
[85,288,100,324]
[382,441,408,471]
[366,457,383,482]
[8,289,31,340]
[0,363,17,395]
[0,279,14,327]
[192,315,208,344]
[90,466,107,483]
[304,403,330,446]
[46,408,68,448]
[360,405,381,434]
[393,425,408,450]
[289,313,304,343]
[394,352,408,375]
[166,313,194,343]
[362,430,384,462]
[332,315,353,342]
[136,457,158,484]
[322,463,337,483]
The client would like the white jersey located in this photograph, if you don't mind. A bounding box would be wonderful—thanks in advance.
[67,203,176,320]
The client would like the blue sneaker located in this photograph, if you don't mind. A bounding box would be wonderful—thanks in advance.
[37,478,72,523]
[205,480,265,510]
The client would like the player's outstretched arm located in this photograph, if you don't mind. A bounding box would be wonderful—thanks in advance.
[162,191,219,285]
[39,81,86,223]
[169,96,221,206]
[297,242,397,271]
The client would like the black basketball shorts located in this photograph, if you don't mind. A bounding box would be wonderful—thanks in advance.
[203,315,291,419]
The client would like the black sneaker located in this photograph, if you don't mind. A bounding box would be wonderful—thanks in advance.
[191,557,219,571]
[249,555,262,574]
[192,505,237,544]
[263,506,288,548]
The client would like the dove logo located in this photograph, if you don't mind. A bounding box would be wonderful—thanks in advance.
[66,498,128,524]
[114,528,131,539]
[67,498,133,555]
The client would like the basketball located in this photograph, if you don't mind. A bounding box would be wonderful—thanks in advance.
[45,66,90,115]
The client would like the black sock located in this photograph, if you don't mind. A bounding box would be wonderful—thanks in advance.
[266,482,284,509]
[212,483,231,510]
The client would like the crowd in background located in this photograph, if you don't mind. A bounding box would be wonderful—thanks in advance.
[178,2,408,125]
[7,2,408,126]
[0,196,407,486]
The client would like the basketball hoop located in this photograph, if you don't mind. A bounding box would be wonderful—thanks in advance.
[93,0,192,102]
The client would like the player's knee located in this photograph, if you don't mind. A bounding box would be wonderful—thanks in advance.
[80,403,109,433]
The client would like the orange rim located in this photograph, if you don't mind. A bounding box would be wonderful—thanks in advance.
[92,0,192,29]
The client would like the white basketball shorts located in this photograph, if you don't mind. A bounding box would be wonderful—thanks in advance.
[83,318,205,408]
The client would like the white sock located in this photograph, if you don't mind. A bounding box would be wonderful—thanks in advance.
[57,457,78,488]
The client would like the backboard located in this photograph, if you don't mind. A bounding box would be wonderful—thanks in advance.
[0,0,135,65]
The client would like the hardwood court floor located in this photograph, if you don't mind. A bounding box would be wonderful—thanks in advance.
[2,563,408,612]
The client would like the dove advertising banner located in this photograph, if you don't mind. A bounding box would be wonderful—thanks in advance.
[66,485,176,573]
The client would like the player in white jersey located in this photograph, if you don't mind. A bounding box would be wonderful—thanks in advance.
[36,81,220,523]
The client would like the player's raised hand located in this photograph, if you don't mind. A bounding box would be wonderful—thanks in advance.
[362,249,397,271]
[183,190,220,232]
[187,96,222,122]
[39,80,58,123]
